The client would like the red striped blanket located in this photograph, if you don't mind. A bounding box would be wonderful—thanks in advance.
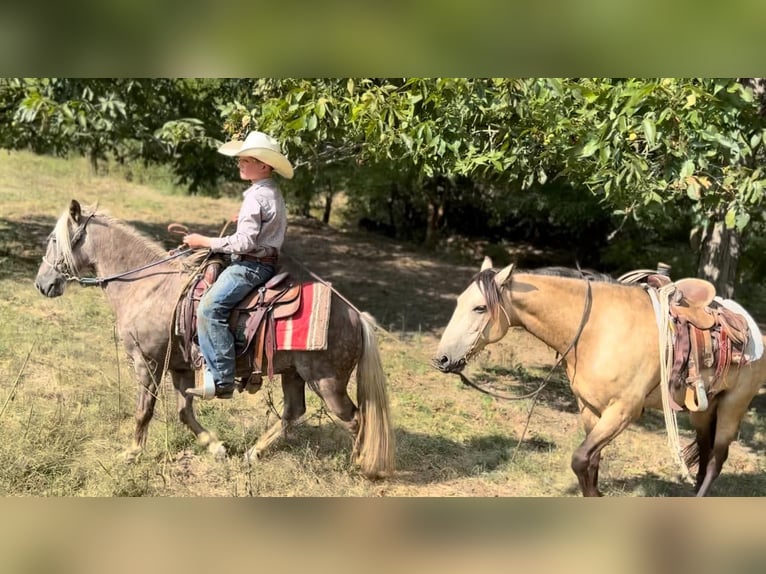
[275,281,332,351]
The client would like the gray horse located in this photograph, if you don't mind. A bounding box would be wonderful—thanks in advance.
[35,199,395,478]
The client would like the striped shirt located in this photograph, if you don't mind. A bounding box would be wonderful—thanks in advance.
[209,178,286,256]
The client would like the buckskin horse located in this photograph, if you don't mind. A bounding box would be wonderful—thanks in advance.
[34,200,395,478]
[433,257,766,496]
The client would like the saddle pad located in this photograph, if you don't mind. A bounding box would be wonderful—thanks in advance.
[275,281,332,351]
[714,296,764,361]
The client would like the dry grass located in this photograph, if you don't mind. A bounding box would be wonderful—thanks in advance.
[1,149,764,497]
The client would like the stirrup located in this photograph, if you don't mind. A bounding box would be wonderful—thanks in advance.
[185,369,217,400]
[244,372,263,394]
[684,380,709,412]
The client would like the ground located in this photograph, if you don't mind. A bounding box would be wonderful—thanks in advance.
[1,150,764,497]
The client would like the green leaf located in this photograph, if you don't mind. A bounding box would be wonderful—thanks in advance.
[315,99,326,119]
[748,181,765,204]
[579,140,600,158]
[286,116,306,131]
[679,159,695,179]
[400,133,413,152]
[642,118,656,147]
[580,87,598,103]
[736,211,751,230]
[725,208,736,229]
[307,114,317,131]
[686,180,700,200]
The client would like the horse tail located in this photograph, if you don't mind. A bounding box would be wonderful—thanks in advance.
[682,440,700,476]
[354,311,396,478]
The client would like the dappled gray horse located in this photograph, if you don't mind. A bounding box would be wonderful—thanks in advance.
[34,199,395,478]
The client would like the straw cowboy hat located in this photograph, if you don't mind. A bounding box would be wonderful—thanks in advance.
[217,131,294,179]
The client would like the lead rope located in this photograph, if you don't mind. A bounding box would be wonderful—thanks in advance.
[280,248,398,340]
[651,285,694,484]
[455,272,593,462]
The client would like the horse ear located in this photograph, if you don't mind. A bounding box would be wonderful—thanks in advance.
[69,199,82,223]
[495,263,515,287]
[481,256,493,271]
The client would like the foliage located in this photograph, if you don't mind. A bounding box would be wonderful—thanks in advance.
[552,79,766,232]
[4,78,766,288]
[0,78,239,193]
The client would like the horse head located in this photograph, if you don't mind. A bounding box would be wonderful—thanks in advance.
[35,199,95,297]
[433,256,514,373]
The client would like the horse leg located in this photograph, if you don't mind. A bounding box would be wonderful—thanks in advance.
[571,402,635,496]
[575,399,602,494]
[308,376,366,464]
[123,359,158,462]
[245,370,307,463]
[171,369,227,461]
[687,409,716,495]
[694,392,751,497]
[314,376,359,439]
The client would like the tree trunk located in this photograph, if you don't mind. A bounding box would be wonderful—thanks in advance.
[695,217,740,298]
[424,200,443,248]
[322,178,333,224]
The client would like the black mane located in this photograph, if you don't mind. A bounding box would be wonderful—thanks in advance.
[523,266,617,283]
[471,265,619,320]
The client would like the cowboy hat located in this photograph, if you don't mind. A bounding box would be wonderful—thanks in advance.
[217,131,294,179]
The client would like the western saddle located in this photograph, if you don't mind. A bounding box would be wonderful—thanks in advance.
[176,256,303,393]
[644,272,751,412]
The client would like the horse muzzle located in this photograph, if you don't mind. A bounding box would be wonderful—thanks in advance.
[35,275,65,298]
[432,354,466,374]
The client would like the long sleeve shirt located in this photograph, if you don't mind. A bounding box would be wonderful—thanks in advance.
[209,178,286,256]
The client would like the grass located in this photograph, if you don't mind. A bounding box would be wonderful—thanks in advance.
[1,149,764,497]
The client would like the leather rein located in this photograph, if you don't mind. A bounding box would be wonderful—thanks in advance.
[456,271,594,401]
[42,214,192,286]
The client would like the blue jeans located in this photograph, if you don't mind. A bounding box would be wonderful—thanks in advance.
[197,260,275,385]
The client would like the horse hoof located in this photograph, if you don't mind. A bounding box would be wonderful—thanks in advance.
[243,448,263,466]
[197,431,215,447]
[122,448,142,463]
[209,442,227,462]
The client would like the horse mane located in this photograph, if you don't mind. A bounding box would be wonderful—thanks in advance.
[473,265,618,320]
[524,266,618,283]
[474,269,505,321]
[53,207,79,273]
[54,205,173,270]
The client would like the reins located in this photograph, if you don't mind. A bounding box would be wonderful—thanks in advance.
[46,248,194,287]
[456,270,594,402]
[43,212,193,287]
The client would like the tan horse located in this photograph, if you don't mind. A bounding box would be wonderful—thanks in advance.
[434,257,766,496]
[34,200,395,478]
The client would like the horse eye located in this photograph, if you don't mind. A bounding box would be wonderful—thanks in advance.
[473,305,487,314]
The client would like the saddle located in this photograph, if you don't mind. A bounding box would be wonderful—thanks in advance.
[662,277,751,412]
[176,258,303,392]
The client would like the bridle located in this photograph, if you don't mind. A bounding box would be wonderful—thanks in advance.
[461,292,512,365]
[41,212,96,280]
[455,270,594,401]
[41,213,191,286]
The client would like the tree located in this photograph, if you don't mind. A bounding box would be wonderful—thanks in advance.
[549,78,765,296]
[5,78,765,295]
[1,78,240,193]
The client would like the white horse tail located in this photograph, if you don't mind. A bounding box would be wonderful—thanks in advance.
[355,311,396,478]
